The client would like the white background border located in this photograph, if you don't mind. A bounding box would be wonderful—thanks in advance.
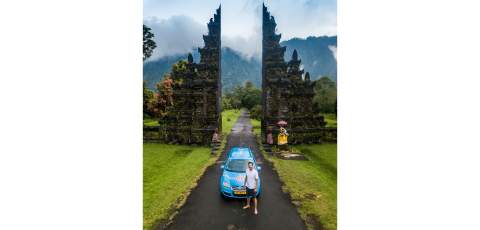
[1,0,480,229]
[0,0,142,229]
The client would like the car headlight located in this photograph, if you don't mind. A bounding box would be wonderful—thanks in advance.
[223,181,230,188]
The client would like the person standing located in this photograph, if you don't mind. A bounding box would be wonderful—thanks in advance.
[243,161,259,215]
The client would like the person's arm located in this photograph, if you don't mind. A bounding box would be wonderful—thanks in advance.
[244,172,248,188]
[254,171,259,192]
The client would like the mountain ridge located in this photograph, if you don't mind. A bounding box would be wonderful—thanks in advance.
[143,36,337,91]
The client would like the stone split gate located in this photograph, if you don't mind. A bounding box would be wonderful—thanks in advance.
[261,4,330,144]
[144,5,336,145]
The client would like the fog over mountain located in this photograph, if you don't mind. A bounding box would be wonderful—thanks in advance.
[144,15,262,61]
[143,6,336,91]
[143,16,206,60]
[144,0,337,42]
[143,47,260,91]
[282,36,337,81]
[143,36,337,92]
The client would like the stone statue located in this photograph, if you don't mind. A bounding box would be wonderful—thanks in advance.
[266,126,274,145]
[212,128,220,143]
[277,127,289,146]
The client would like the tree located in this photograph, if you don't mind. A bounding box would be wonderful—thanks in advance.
[250,104,262,120]
[221,95,234,110]
[244,81,255,89]
[143,81,154,116]
[171,60,187,75]
[143,24,156,61]
[152,59,189,117]
[313,76,337,114]
[221,81,261,111]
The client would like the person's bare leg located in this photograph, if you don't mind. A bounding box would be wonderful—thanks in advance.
[253,197,258,215]
[243,197,250,209]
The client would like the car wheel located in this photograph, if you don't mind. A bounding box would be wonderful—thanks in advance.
[220,191,228,200]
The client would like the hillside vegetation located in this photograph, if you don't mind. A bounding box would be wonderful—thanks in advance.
[143,36,337,91]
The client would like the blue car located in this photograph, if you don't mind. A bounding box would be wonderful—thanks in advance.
[220,147,261,198]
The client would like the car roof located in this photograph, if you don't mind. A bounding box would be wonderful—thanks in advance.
[228,147,254,160]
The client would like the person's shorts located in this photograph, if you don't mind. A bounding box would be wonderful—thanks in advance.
[246,188,256,198]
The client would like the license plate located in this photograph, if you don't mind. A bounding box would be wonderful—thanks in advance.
[234,190,246,195]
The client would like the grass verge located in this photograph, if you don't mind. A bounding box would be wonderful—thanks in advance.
[221,109,241,135]
[143,109,240,229]
[264,144,337,230]
[323,113,337,128]
[252,116,337,230]
[251,118,261,136]
[144,119,159,127]
[143,144,214,229]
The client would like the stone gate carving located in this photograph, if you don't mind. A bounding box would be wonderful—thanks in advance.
[261,4,327,144]
[162,6,222,145]
[145,5,336,145]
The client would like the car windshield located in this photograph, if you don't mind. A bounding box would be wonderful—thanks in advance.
[225,159,250,172]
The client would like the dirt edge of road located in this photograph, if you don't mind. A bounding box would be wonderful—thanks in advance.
[254,135,324,230]
[152,139,228,230]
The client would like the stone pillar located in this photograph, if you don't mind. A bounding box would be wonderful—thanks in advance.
[164,6,221,145]
[262,4,324,144]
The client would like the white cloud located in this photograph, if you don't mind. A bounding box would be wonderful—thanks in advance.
[144,0,337,43]
[265,0,337,40]
[144,14,261,60]
[143,16,207,60]
[143,0,337,60]
[222,35,260,59]
[329,45,337,60]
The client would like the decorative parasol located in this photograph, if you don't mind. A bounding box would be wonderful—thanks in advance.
[277,120,288,127]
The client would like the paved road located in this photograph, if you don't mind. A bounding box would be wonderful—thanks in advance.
[165,110,305,230]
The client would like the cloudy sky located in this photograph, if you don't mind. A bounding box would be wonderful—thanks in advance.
[144,0,336,60]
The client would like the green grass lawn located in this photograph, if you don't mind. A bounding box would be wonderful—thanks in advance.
[143,144,215,230]
[144,119,159,127]
[144,109,240,131]
[221,109,241,135]
[143,110,240,229]
[251,118,261,136]
[323,113,337,128]
[263,144,337,230]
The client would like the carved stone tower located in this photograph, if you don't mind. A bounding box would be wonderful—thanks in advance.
[163,6,221,145]
[262,3,288,139]
[262,4,324,144]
